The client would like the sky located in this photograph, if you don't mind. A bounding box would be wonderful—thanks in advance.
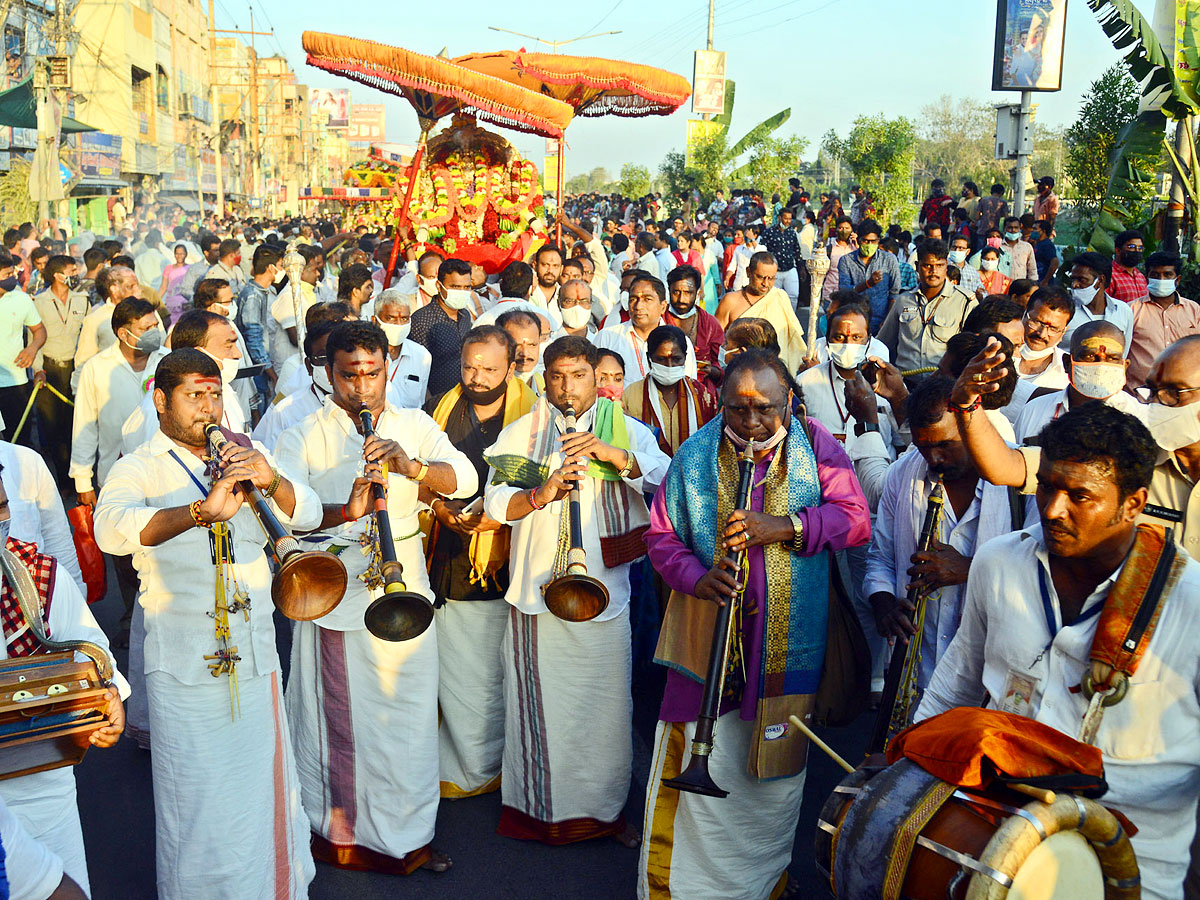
[228,0,1130,181]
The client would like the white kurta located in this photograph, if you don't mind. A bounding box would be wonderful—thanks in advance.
[0,559,128,899]
[252,385,324,452]
[0,791,65,900]
[386,339,432,409]
[919,527,1200,900]
[0,442,82,588]
[273,398,477,863]
[68,342,154,493]
[593,320,698,385]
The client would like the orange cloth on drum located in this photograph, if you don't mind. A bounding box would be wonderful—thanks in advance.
[886,707,1108,796]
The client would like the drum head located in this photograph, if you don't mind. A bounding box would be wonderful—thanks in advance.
[1008,831,1103,900]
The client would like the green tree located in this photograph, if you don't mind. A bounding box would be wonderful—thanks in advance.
[1065,64,1144,225]
[823,115,918,225]
[914,95,1011,188]
[617,163,652,198]
[730,134,809,198]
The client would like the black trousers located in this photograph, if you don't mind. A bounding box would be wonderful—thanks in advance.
[0,381,34,447]
[37,358,73,482]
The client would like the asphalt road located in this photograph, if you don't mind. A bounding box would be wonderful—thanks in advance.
[74,559,872,899]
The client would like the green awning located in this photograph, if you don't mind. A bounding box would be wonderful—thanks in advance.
[0,76,96,133]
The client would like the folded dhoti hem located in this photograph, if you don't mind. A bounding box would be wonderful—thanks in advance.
[440,774,501,799]
[497,806,626,845]
[310,834,431,874]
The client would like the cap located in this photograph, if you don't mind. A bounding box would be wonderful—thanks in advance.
[1037,176,1055,187]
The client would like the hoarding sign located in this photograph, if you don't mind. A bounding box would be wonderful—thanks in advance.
[692,50,727,115]
[348,103,385,142]
[310,88,350,128]
[991,0,1067,92]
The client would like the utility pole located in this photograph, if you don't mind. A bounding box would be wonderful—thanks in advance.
[706,0,714,50]
[1012,90,1033,217]
[206,0,224,217]
[211,13,271,208]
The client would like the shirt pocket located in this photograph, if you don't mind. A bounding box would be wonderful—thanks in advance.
[928,306,963,344]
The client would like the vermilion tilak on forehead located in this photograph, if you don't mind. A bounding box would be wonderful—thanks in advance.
[193,376,221,387]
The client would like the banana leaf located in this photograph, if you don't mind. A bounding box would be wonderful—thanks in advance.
[1088,109,1167,254]
[1087,0,1198,117]
[728,108,791,160]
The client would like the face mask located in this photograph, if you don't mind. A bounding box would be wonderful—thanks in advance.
[597,383,622,400]
[1120,250,1143,267]
[859,243,877,258]
[560,303,591,329]
[1004,231,1021,242]
[0,519,9,545]
[462,380,509,405]
[986,237,1002,249]
[723,422,788,452]
[419,275,439,296]
[202,349,239,385]
[717,346,729,367]
[1072,279,1100,306]
[947,249,967,265]
[376,319,410,346]
[619,290,629,310]
[442,287,474,310]
[828,341,868,369]
[981,258,999,272]
[1147,401,1200,451]
[312,366,332,395]
[0,276,17,292]
[216,301,238,320]
[1069,360,1125,400]
[66,275,81,290]
[670,302,698,319]
[1148,278,1176,298]
[273,267,286,284]
[1020,342,1056,361]
[124,327,163,355]
[650,362,687,386]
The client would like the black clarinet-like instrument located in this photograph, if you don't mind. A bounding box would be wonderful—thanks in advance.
[661,439,757,798]
[540,406,610,622]
[204,424,347,621]
[867,479,945,755]
[357,405,436,642]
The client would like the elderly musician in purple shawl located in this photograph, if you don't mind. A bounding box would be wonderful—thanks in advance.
[638,349,871,900]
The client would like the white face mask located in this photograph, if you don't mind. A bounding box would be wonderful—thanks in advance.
[560,303,591,329]
[273,267,286,284]
[619,290,629,310]
[442,287,474,310]
[1147,278,1177,298]
[650,362,687,386]
[375,319,410,346]
[312,366,332,395]
[203,348,239,385]
[980,258,999,272]
[947,249,967,265]
[419,275,439,296]
[216,301,238,320]
[827,341,868,370]
[1072,279,1100,306]
[1020,342,1057,361]
[670,302,698,319]
[1069,360,1125,400]
[1147,401,1200,451]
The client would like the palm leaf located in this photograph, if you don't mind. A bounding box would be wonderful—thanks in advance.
[1087,109,1166,253]
[728,108,791,160]
[1087,0,1198,117]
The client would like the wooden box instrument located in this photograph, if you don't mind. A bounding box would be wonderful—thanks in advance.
[0,650,110,781]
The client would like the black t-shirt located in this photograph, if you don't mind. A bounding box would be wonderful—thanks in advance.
[410,302,473,398]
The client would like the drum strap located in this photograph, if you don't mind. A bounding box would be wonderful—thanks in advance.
[0,547,113,684]
[882,779,957,900]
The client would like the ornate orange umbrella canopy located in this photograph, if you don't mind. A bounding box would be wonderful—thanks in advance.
[301,32,575,138]
[452,49,691,118]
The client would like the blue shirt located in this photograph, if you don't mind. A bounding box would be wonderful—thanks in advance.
[837,249,901,331]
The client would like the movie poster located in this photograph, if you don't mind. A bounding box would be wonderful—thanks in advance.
[992,0,1067,91]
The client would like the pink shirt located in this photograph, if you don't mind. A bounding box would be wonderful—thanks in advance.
[1127,294,1200,389]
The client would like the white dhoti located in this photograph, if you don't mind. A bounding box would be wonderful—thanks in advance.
[435,599,509,798]
[287,621,440,872]
[125,601,150,748]
[147,669,314,900]
[498,605,632,843]
[638,713,808,900]
[0,769,89,896]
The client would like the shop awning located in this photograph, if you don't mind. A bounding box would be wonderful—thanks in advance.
[0,77,96,133]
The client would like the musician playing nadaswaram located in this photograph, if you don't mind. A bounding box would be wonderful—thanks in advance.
[482,335,670,847]
[639,349,870,900]
[273,320,476,875]
[0,478,126,899]
[93,348,320,900]
[918,403,1200,900]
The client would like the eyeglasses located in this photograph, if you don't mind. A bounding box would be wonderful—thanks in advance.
[1136,384,1200,407]
[1023,315,1065,336]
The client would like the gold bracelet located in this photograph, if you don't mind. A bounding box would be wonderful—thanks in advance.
[412,461,429,483]
[263,468,282,498]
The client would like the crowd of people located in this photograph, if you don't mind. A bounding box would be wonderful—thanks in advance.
[0,173,1198,900]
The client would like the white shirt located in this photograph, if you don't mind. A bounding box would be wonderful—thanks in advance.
[593,320,698,383]
[1013,387,1147,445]
[273,399,477,632]
[731,241,758,291]
[1006,349,1070,425]
[0,790,64,900]
[0,442,82,588]
[120,379,246,454]
[268,281,316,370]
[387,339,432,409]
[1063,294,1135,355]
[69,342,154,492]
[134,246,170,287]
[865,446,1016,690]
[93,429,321,682]
[73,300,116,373]
[252,385,324,452]
[918,526,1200,900]
[483,403,670,620]
[0,289,40,388]
[634,250,662,281]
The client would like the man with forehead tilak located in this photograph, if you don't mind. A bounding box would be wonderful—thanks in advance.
[640,350,869,899]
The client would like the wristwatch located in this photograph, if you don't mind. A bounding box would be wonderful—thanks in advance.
[617,452,634,479]
[855,421,881,436]
[788,514,806,553]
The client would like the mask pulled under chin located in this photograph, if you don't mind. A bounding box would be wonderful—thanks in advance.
[1020,342,1056,361]
[461,381,509,405]
[723,423,787,453]
[670,303,698,319]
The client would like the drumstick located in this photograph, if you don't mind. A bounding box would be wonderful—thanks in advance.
[1008,782,1056,805]
[788,715,854,774]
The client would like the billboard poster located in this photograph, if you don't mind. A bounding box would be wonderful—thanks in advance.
[991,0,1067,92]
[78,132,123,179]
[692,50,726,115]
[685,119,725,168]
[310,88,350,128]
[348,103,385,142]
